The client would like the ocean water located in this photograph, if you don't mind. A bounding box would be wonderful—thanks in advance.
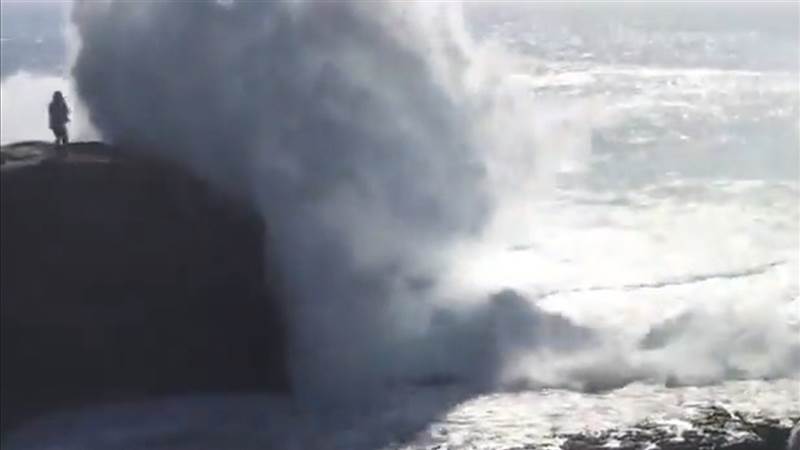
[2,3,799,449]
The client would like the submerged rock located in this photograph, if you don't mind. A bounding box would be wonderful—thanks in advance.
[556,406,798,450]
[0,142,289,433]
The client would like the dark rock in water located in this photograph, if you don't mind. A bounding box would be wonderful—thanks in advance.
[554,406,799,450]
[0,142,289,433]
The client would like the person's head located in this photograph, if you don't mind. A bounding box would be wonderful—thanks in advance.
[52,91,64,103]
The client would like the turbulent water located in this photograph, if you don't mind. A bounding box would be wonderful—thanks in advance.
[444,6,800,390]
[2,2,799,449]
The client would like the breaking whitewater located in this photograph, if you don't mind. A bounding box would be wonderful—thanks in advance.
[5,2,799,449]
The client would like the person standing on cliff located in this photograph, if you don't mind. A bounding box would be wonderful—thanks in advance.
[48,91,70,147]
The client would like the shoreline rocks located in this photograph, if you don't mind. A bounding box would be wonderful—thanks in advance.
[554,406,798,450]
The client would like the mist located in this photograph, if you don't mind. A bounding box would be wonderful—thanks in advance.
[72,0,510,402]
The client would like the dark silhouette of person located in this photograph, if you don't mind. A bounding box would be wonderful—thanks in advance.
[48,91,70,146]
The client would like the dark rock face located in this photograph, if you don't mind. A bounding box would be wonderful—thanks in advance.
[0,143,289,433]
